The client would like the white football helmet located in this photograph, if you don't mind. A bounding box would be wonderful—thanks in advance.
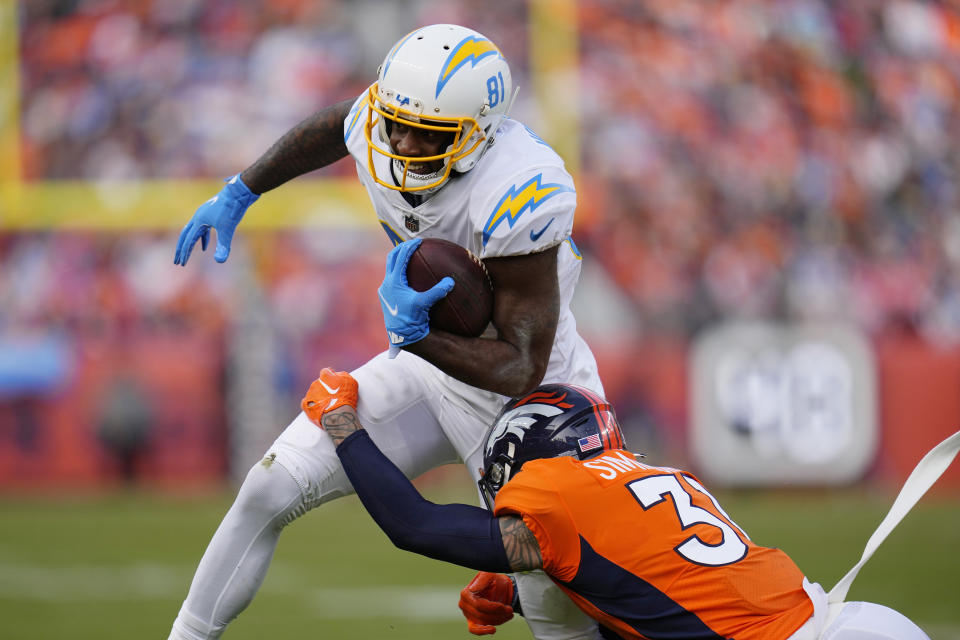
[364,24,515,193]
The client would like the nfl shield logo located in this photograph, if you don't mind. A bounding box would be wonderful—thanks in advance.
[404,215,419,232]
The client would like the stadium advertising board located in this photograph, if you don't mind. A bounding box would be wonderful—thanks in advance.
[691,322,877,486]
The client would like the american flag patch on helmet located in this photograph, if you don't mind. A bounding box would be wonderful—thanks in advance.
[578,434,602,453]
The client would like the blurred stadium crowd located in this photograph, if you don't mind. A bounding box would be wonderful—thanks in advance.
[3,0,960,486]
[578,0,960,342]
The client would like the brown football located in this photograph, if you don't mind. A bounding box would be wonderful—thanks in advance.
[406,238,494,337]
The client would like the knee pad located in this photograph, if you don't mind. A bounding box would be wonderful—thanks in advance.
[232,456,306,529]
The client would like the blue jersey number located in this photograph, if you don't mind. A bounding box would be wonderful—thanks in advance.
[486,72,505,108]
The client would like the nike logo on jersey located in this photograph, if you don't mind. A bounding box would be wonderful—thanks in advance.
[529,218,555,242]
[319,379,340,394]
[325,398,337,411]
[379,290,399,316]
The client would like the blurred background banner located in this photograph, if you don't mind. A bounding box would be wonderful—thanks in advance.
[2,0,960,491]
[691,321,877,486]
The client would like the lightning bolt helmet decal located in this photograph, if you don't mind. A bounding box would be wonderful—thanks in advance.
[436,36,503,98]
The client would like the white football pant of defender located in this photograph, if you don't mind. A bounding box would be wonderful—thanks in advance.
[790,431,959,640]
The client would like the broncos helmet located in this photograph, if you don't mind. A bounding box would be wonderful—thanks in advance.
[364,24,514,193]
[478,384,626,509]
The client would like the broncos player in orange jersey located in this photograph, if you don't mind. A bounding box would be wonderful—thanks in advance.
[302,368,930,640]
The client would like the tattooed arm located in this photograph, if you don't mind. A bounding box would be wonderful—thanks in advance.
[498,516,543,572]
[240,98,354,194]
[320,404,364,446]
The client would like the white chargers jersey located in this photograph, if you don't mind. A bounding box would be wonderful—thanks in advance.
[343,91,602,399]
[167,95,607,640]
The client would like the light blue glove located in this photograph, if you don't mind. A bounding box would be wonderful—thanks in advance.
[173,174,260,266]
[378,238,454,354]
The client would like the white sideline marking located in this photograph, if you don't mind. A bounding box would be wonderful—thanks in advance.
[0,564,461,619]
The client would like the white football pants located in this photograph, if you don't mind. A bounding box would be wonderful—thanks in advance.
[168,349,604,640]
[788,581,929,640]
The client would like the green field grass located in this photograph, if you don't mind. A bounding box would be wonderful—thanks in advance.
[0,470,958,640]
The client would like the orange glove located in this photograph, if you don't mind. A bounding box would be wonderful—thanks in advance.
[300,368,358,425]
[458,572,516,635]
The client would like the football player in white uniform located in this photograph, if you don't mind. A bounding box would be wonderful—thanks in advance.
[170,24,603,640]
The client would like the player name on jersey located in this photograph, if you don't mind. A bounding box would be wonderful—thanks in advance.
[582,450,651,480]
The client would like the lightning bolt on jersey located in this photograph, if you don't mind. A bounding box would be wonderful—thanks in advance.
[343,91,601,395]
[494,453,814,640]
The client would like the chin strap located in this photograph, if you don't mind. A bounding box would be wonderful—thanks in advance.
[828,430,960,604]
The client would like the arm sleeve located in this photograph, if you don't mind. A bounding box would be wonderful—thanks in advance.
[336,430,512,574]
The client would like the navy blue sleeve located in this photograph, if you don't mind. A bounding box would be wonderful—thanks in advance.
[336,430,512,574]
